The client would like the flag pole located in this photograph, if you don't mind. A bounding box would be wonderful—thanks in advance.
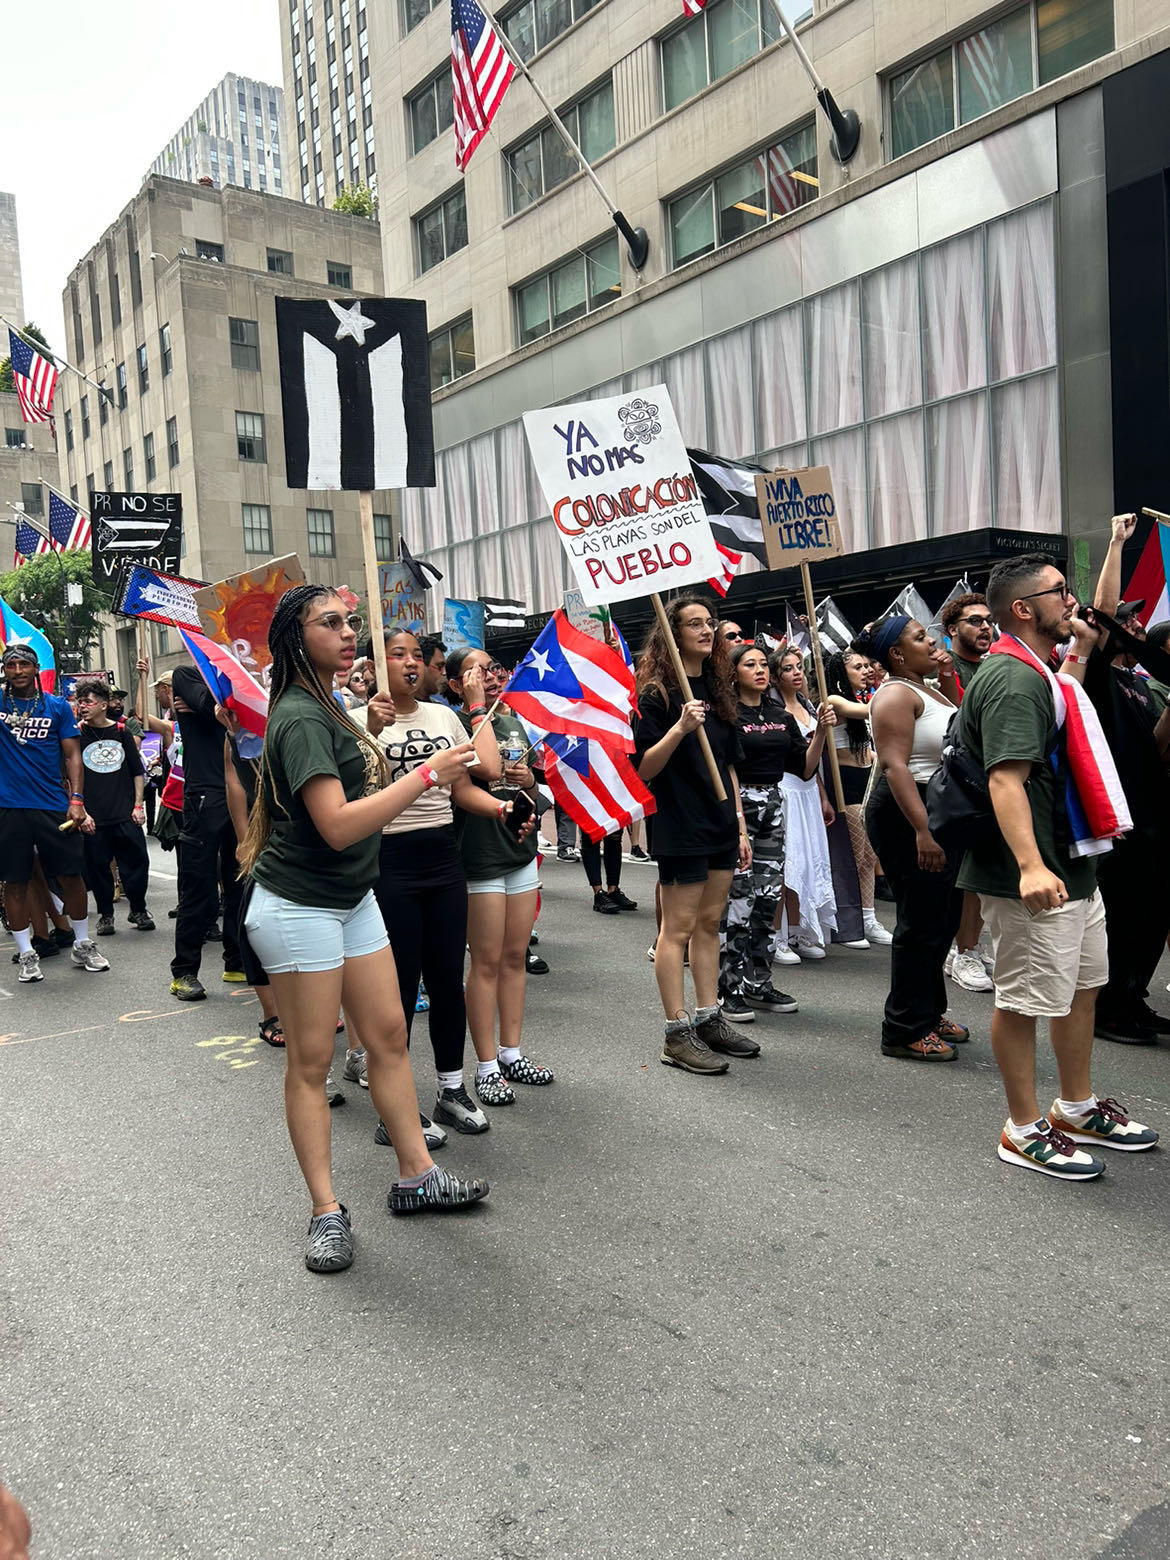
[358,490,389,695]
[484,10,650,270]
[761,0,861,163]
[1141,506,1170,528]
[799,561,846,811]
[44,478,88,517]
[0,314,116,408]
[650,591,727,802]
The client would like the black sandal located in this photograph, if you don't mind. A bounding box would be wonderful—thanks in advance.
[259,1016,285,1048]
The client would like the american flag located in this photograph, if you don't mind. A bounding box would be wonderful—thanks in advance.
[12,516,52,569]
[451,0,516,171]
[756,142,804,217]
[7,328,59,424]
[48,490,92,551]
[681,0,708,14]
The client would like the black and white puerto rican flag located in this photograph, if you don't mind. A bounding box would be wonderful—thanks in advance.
[480,595,527,632]
[276,297,435,490]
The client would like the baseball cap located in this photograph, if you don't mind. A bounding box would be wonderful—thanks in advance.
[1115,600,1145,622]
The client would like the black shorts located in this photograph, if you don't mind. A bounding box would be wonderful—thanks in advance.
[839,764,871,805]
[0,807,86,884]
[656,847,738,886]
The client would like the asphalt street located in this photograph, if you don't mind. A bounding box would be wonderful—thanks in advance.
[2,837,1168,1560]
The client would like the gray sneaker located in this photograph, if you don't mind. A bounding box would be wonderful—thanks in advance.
[324,1069,345,1106]
[433,1084,490,1134]
[374,1114,449,1151]
[342,1047,367,1086]
[305,1204,353,1273]
[71,938,110,973]
[17,949,43,983]
[660,1025,730,1075]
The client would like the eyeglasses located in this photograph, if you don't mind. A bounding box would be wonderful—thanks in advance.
[959,614,993,628]
[1017,583,1075,604]
[308,612,357,632]
[487,661,506,675]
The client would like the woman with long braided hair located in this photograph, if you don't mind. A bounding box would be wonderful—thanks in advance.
[240,585,489,1273]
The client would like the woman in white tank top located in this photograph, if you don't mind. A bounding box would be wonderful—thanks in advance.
[858,616,967,1063]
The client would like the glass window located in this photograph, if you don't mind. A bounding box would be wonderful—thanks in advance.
[99,384,109,426]
[402,0,439,32]
[20,483,43,516]
[502,0,600,61]
[137,342,150,393]
[541,123,578,193]
[509,134,543,214]
[327,262,352,288]
[1037,0,1113,84]
[5,427,23,448]
[144,431,156,481]
[429,314,476,390]
[116,362,128,409]
[889,50,954,159]
[195,239,225,261]
[236,411,267,462]
[515,235,620,345]
[159,323,172,376]
[517,276,551,346]
[578,81,615,162]
[229,317,261,371]
[957,9,1033,125]
[103,460,114,489]
[509,80,615,213]
[551,256,587,331]
[669,185,716,267]
[669,124,817,269]
[585,235,620,311]
[717,159,767,246]
[708,0,760,80]
[661,0,782,112]
[81,395,90,439]
[243,504,273,554]
[64,409,74,451]
[123,447,134,488]
[663,24,707,113]
[167,416,180,469]
[266,248,294,274]
[415,186,467,274]
[409,66,454,153]
[373,512,393,558]
[307,507,336,557]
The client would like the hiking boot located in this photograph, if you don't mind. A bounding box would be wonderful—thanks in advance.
[744,983,798,1014]
[17,950,43,983]
[936,1015,970,1045]
[697,1008,761,1058]
[387,1166,489,1216]
[881,1031,955,1061]
[170,974,206,1001]
[996,1118,1105,1180]
[660,1025,730,1074]
[1048,1097,1158,1152]
[71,939,110,973]
[433,1084,490,1134]
[96,914,116,936]
[128,908,156,931]
[305,1204,353,1273]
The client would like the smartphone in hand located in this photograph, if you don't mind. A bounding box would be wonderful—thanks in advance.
[504,790,536,837]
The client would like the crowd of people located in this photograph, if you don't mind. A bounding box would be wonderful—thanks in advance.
[1,514,1167,1271]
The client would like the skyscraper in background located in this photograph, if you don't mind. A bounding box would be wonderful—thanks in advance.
[279,0,375,209]
[148,74,285,196]
[0,192,25,323]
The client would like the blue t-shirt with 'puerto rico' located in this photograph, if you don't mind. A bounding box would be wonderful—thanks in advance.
[0,693,79,810]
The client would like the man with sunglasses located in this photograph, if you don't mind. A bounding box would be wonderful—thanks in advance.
[940,594,993,690]
[956,553,1157,1179]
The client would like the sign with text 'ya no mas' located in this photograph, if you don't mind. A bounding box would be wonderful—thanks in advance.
[756,466,844,570]
[523,387,719,606]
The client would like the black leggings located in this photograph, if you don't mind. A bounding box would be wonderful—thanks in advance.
[374,826,468,1075]
[580,833,622,889]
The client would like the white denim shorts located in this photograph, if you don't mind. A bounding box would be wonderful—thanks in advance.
[465,858,540,897]
[979,890,1107,1019]
[244,882,389,973]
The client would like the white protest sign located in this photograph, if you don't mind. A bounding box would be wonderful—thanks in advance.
[562,588,608,642]
[523,387,719,606]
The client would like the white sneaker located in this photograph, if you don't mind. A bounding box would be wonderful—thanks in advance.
[792,936,826,961]
[17,949,43,983]
[945,944,957,977]
[862,916,893,947]
[70,938,110,973]
[839,937,870,950]
[950,949,994,993]
[771,941,801,966]
[977,939,995,976]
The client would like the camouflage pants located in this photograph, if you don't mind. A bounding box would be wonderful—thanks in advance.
[720,783,786,997]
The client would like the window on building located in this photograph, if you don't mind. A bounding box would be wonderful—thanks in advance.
[20,483,43,516]
[243,503,273,554]
[70,484,78,503]
[502,0,601,62]
[373,511,393,558]
[110,269,122,328]
[137,342,150,394]
[267,247,294,274]
[129,247,142,307]
[661,0,804,112]
[99,386,109,427]
[144,431,156,482]
[229,317,261,370]
[80,395,90,441]
[5,427,24,448]
[160,323,172,376]
[85,472,94,500]
[103,460,114,490]
[888,1,1113,160]
[402,0,440,31]
[64,410,74,451]
[416,186,468,274]
[236,410,267,462]
[327,261,352,288]
[167,416,180,468]
[408,65,454,153]
[116,362,128,409]
[507,79,615,213]
[195,238,225,261]
[123,447,134,488]
[668,122,818,267]
[515,233,620,345]
[307,507,336,557]
[429,314,476,390]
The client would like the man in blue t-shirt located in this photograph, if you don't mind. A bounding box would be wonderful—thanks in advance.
[0,645,110,982]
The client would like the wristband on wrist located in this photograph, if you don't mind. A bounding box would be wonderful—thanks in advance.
[1065,653,1088,664]
[496,800,508,820]
[418,764,437,790]
[468,702,487,713]
[70,792,84,801]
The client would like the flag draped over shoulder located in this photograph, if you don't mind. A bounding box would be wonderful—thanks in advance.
[503,610,637,750]
[7,329,58,423]
[451,0,516,171]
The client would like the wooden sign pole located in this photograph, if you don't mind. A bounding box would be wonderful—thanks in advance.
[358,490,389,694]
[650,591,727,803]
[135,619,149,681]
[799,561,846,812]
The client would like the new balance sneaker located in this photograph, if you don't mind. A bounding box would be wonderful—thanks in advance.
[305,1204,353,1273]
[950,949,994,993]
[475,1070,516,1108]
[1048,1097,1159,1152]
[862,915,893,947]
[433,1084,490,1134]
[387,1166,489,1216]
[791,936,826,961]
[17,950,42,983]
[342,1047,367,1086]
[324,1069,345,1107]
[71,939,110,973]
[127,908,156,931]
[170,975,206,1001]
[608,888,638,912]
[696,1008,761,1058]
[96,914,116,937]
[997,1118,1105,1180]
[593,891,620,916]
[744,983,799,1015]
[500,1054,554,1085]
[660,1025,730,1075]
[719,992,756,1023]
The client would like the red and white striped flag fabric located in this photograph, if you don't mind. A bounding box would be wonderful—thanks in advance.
[756,142,804,216]
[708,539,742,597]
[503,610,637,750]
[681,0,708,14]
[178,629,269,737]
[451,0,516,171]
[8,329,58,424]
[537,727,656,843]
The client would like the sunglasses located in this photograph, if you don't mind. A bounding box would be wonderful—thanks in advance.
[309,612,360,632]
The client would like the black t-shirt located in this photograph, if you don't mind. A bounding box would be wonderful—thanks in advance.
[635,685,742,856]
[172,666,226,792]
[1083,652,1170,829]
[735,700,807,785]
[80,723,143,825]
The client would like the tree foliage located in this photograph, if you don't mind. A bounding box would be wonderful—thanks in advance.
[332,183,378,219]
[0,549,114,668]
[0,322,50,396]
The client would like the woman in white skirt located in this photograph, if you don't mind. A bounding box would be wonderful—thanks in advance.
[772,648,838,959]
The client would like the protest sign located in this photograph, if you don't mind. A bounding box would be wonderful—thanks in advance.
[112,565,206,632]
[378,563,425,634]
[443,598,485,654]
[90,491,182,585]
[523,387,720,606]
[195,554,305,677]
[562,589,609,643]
[756,467,843,571]
[61,670,111,700]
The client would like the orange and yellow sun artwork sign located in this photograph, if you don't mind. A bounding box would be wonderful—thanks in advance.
[194,555,306,677]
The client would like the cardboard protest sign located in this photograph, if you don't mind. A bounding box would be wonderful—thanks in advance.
[61,670,111,700]
[195,554,305,677]
[443,598,485,654]
[112,564,206,632]
[378,562,425,634]
[90,491,182,585]
[756,467,844,570]
[523,387,720,606]
[562,588,609,642]
[275,297,435,490]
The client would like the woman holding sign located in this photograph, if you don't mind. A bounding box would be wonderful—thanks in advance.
[635,596,755,1075]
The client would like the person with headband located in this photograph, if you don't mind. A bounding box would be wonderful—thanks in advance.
[240,584,489,1274]
[0,644,110,982]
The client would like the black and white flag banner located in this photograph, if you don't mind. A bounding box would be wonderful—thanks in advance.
[480,595,527,630]
[276,297,435,491]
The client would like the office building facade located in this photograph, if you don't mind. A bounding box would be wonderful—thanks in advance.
[0,192,23,325]
[280,0,377,210]
[149,75,286,198]
[0,391,60,568]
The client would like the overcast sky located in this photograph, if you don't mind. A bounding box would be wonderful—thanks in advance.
[2,0,283,355]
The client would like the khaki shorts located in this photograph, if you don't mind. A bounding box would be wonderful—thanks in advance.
[979,890,1107,1019]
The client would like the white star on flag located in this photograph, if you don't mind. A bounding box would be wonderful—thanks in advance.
[563,735,578,750]
[328,299,376,346]
[527,648,553,680]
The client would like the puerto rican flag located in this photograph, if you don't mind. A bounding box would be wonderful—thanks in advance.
[178,628,269,737]
[0,593,56,691]
[503,610,637,751]
[1125,521,1170,628]
[524,721,655,843]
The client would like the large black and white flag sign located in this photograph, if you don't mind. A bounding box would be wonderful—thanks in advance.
[275,297,435,491]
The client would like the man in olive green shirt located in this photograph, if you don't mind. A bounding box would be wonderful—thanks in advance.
[957,553,1157,1179]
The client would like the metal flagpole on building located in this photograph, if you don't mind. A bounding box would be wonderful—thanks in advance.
[483,8,650,269]
[0,314,117,408]
[762,0,862,162]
